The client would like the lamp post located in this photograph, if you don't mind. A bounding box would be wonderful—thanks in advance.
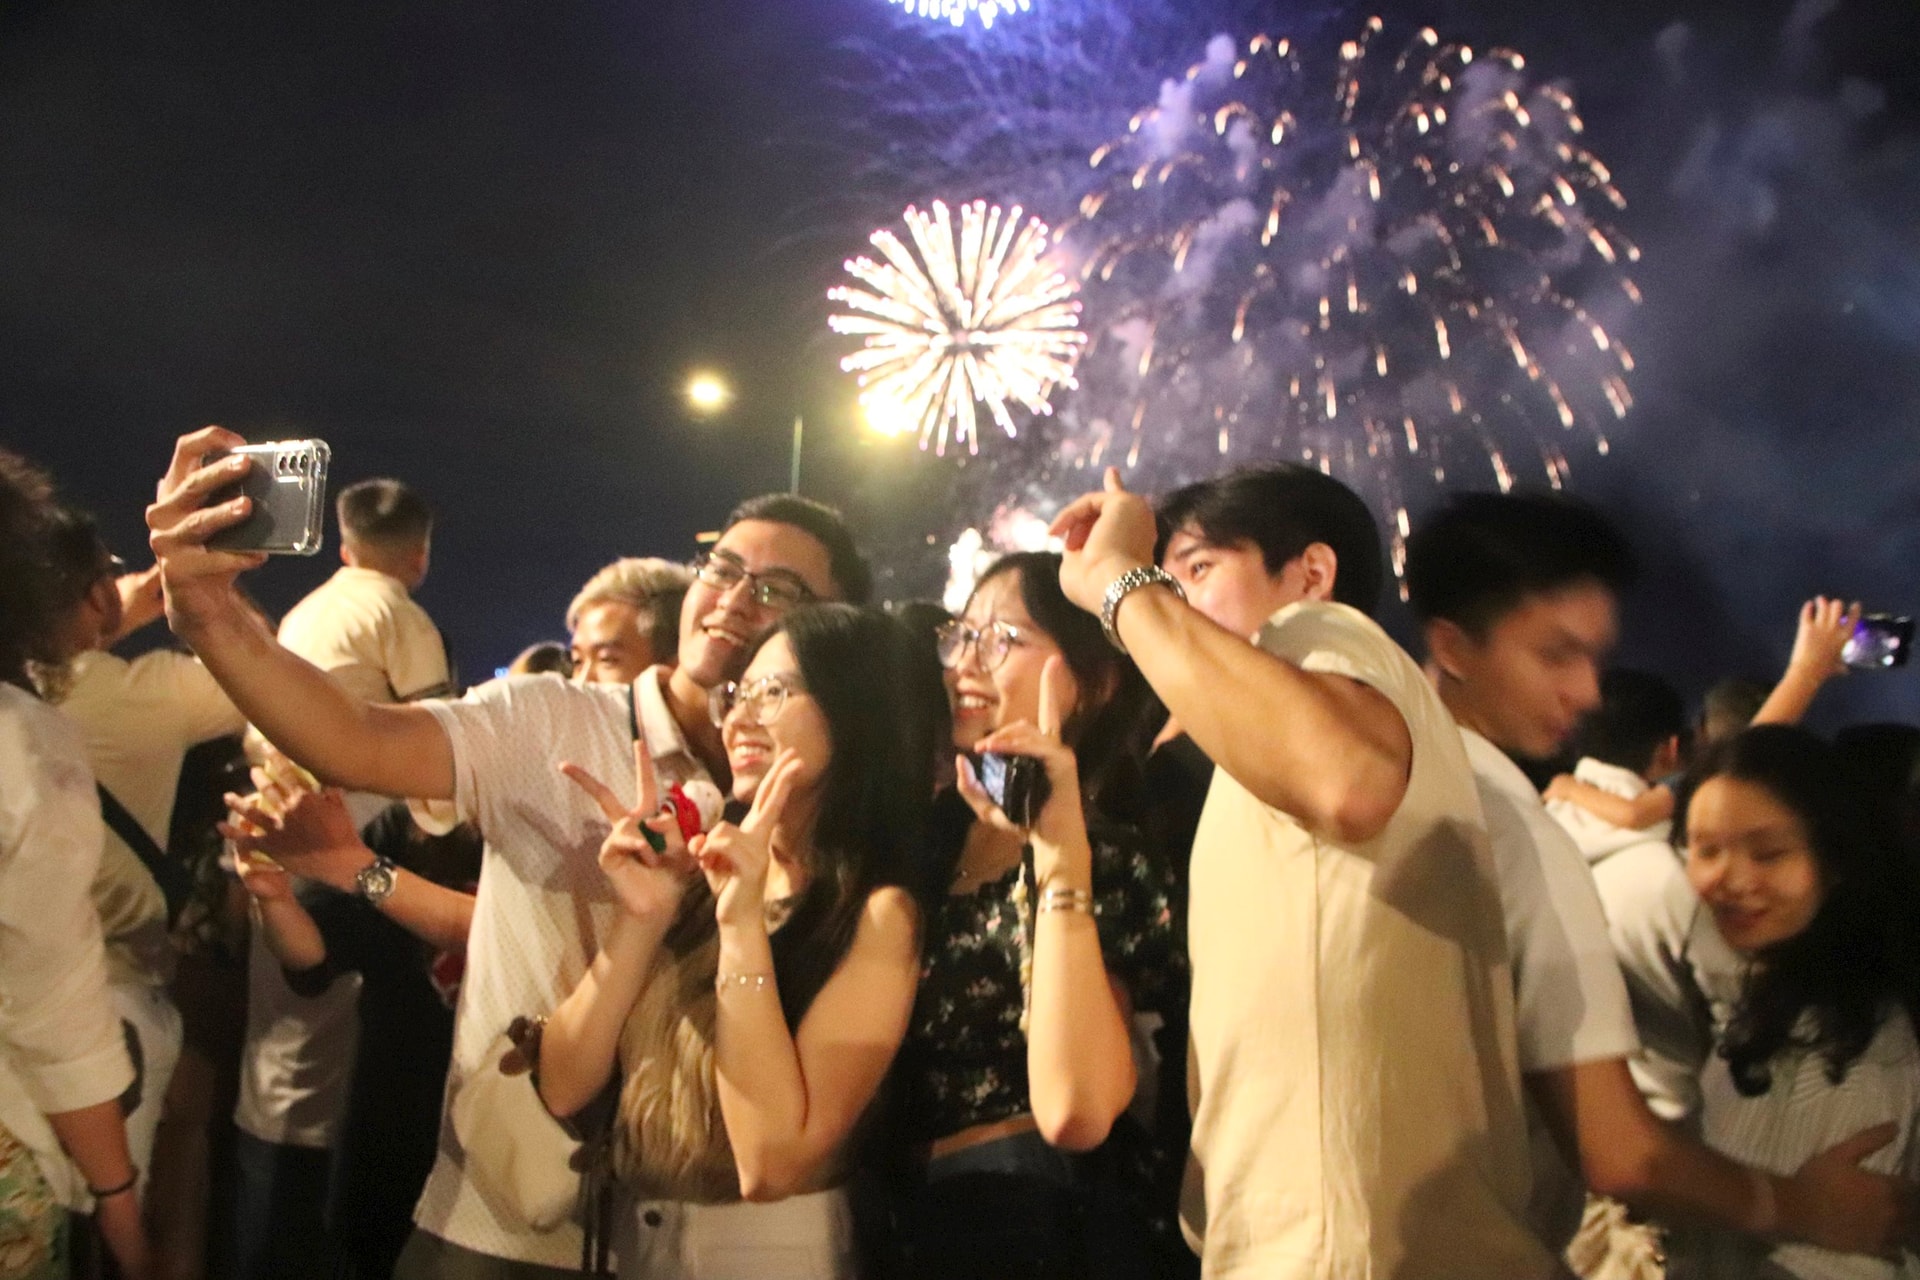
[687,372,809,495]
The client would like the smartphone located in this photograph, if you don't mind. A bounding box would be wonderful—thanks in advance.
[203,440,331,555]
[974,752,1052,828]
[1842,614,1913,672]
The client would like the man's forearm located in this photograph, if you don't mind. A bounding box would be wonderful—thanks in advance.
[1112,586,1410,842]
[170,592,453,798]
[380,871,475,953]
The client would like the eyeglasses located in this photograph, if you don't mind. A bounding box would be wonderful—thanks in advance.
[691,552,815,612]
[935,619,1028,673]
[709,672,806,728]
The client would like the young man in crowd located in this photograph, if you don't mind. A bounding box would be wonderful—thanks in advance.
[146,426,871,1279]
[222,475,453,1280]
[565,556,690,686]
[1403,492,1911,1262]
[1055,464,1550,1278]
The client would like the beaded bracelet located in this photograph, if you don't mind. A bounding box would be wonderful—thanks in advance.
[716,971,775,993]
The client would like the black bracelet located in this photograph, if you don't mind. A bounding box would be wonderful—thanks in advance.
[88,1173,137,1200]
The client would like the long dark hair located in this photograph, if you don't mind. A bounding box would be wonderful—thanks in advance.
[1675,725,1920,1095]
[746,604,943,1027]
[0,450,63,693]
[967,551,1155,824]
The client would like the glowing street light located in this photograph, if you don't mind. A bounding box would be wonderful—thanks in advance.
[686,372,733,415]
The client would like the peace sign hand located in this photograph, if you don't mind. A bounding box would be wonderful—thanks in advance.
[958,655,1088,874]
[560,738,695,923]
[696,747,802,928]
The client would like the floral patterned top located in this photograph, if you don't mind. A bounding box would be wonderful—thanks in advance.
[898,794,1185,1145]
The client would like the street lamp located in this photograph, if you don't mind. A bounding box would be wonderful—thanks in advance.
[686,372,733,416]
[685,371,805,494]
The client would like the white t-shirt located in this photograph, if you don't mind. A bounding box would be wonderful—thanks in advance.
[1608,857,1746,1125]
[234,568,452,1147]
[57,649,246,987]
[0,685,135,1208]
[1461,728,1640,1250]
[1665,1011,1920,1280]
[1182,602,1549,1280]
[412,667,714,1267]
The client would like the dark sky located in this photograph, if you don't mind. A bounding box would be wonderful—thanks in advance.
[4,0,1919,724]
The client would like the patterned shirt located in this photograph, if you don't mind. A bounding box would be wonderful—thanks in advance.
[898,794,1183,1145]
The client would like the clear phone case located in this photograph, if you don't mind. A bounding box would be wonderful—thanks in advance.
[204,439,332,556]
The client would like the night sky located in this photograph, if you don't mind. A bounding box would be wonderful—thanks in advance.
[5,0,1919,725]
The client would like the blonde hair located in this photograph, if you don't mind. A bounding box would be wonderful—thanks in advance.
[565,558,693,663]
[612,897,737,1202]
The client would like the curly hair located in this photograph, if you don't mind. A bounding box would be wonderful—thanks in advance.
[0,449,63,692]
[1676,725,1920,1096]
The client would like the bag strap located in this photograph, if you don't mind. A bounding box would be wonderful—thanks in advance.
[96,784,195,927]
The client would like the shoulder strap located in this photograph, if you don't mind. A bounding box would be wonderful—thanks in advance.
[627,682,640,744]
[95,784,195,927]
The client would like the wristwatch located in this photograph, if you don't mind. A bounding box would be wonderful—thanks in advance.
[353,857,399,905]
[1100,565,1185,655]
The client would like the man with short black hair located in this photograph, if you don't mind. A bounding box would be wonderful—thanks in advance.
[1054,465,1547,1279]
[565,557,691,686]
[146,427,872,1279]
[1405,491,1910,1262]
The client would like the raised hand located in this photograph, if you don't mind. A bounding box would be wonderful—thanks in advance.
[958,656,1089,881]
[146,426,266,631]
[219,776,370,893]
[231,840,296,904]
[1786,596,1862,684]
[695,747,801,927]
[561,738,694,923]
[1048,467,1157,615]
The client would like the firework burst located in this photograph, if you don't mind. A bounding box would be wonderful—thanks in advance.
[885,0,1030,29]
[1063,19,1641,570]
[829,199,1087,456]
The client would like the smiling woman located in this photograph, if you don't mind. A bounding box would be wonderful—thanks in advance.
[533,603,945,1280]
[1665,725,1920,1279]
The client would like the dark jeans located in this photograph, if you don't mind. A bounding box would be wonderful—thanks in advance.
[392,1230,582,1280]
[900,1130,1152,1280]
[231,1131,336,1280]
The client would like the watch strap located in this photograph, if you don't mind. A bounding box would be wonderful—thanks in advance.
[1099,565,1185,655]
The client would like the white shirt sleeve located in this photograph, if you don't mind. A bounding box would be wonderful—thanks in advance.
[0,705,134,1116]
[421,674,631,840]
[1471,758,1640,1072]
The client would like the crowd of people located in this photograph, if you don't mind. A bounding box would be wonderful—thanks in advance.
[1,423,1916,1280]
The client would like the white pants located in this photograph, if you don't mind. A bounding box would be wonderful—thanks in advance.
[108,982,183,1190]
[617,1187,855,1280]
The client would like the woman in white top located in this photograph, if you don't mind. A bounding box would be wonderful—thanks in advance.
[535,604,942,1280]
[1667,725,1920,1280]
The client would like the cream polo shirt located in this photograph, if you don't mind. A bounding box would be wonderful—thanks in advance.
[0,685,135,1209]
[411,666,714,1268]
[278,565,451,704]
[57,649,246,987]
[1182,601,1549,1280]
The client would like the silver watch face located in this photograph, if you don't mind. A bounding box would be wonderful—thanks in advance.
[356,860,397,902]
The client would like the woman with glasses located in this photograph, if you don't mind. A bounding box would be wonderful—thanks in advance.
[534,604,943,1279]
[888,551,1185,1280]
[1657,726,1920,1279]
